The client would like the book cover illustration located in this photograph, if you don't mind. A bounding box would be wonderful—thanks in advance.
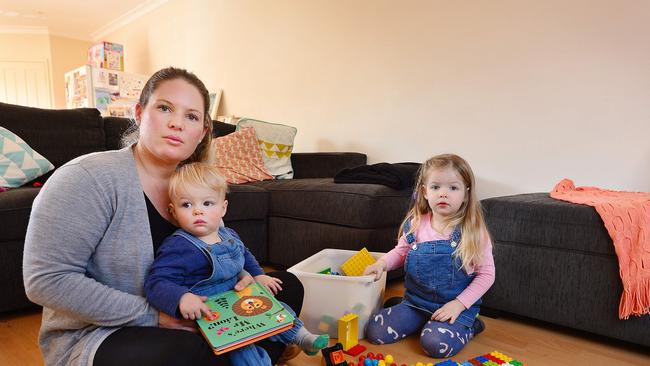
[196,282,295,354]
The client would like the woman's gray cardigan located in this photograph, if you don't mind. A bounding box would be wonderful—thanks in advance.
[23,147,159,366]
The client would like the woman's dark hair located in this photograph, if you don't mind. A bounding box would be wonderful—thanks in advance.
[122,67,213,163]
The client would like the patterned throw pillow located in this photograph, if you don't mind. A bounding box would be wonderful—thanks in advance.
[211,127,273,184]
[0,127,55,188]
[236,118,297,179]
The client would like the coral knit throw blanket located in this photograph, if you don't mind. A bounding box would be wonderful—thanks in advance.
[551,178,650,319]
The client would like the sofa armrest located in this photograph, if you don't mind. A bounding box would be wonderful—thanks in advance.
[291,152,367,179]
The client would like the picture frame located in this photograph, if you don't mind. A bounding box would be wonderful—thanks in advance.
[208,90,222,120]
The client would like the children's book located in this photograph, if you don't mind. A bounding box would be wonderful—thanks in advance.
[196,282,295,355]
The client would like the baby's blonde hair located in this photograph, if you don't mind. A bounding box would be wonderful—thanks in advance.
[399,154,489,271]
[168,163,228,201]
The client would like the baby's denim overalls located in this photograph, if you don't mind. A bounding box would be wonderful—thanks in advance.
[176,227,243,297]
[365,221,479,358]
[173,228,301,366]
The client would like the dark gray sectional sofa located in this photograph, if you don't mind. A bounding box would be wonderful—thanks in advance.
[0,102,413,313]
[481,193,650,347]
[6,101,645,349]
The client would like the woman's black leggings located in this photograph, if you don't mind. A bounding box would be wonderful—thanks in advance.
[94,271,304,366]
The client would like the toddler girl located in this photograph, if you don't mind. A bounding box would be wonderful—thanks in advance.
[363,154,495,358]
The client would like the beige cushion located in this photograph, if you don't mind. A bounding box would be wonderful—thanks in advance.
[236,118,297,179]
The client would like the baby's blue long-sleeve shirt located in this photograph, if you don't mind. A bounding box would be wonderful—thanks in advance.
[144,227,264,317]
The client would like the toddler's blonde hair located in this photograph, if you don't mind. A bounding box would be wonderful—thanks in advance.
[399,154,489,271]
[169,163,228,201]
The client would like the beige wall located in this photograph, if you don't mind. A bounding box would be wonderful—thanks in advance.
[0,33,51,60]
[0,34,90,109]
[49,35,93,108]
[0,33,53,106]
[103,0,650,197]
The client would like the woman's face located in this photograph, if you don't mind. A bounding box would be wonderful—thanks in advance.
[135,78,207,164]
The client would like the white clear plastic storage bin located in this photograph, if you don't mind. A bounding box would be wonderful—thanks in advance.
[287,248,386,339]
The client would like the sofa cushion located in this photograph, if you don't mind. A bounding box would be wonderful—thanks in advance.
[481,193,614,256]
[0,187,39,241]
[1,127,54,187]
[224,183,269,221]
[0,103,105,170]
[251,178,412,228]
[267,217,401,267]
[103,117,132,151]
[291,153,367,179]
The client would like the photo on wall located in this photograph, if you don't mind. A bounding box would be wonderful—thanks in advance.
[209,90,223,120]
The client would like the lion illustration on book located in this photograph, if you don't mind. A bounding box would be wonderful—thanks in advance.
[232,295,273,316]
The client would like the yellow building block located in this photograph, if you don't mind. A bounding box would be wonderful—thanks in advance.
[340,247,376,276]
[337,313,359,351]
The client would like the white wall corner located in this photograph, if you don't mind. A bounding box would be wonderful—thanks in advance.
[91,0,169,41]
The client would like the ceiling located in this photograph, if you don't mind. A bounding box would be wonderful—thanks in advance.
[0,0,164,41]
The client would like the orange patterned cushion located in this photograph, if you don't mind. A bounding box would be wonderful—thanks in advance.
[211,127,273,184]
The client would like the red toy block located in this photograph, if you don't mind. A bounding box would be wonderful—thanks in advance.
[344,343,366,356]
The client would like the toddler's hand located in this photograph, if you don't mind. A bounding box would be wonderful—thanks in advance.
[179,293,211,320]
[431,299,466,324]
[255,274,283,295]
[362,259,387,281]
[234,274,255,291]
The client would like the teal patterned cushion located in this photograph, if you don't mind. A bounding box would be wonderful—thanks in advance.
[0,127,54,188]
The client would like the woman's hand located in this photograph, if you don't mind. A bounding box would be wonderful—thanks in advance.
[158,311,198,333]
[362,259,387,281]
[254,274,283,295]
[431,299,466,324]
[234,274,255,291]
[178,293,211,320]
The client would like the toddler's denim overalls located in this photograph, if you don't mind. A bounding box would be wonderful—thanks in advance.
[174,227,243,297]
[402,220,480,328]
[365,221,480,357]
[173,228,300,366]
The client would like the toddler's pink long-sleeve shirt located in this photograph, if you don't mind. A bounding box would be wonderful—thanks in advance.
[380,213,495,309]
